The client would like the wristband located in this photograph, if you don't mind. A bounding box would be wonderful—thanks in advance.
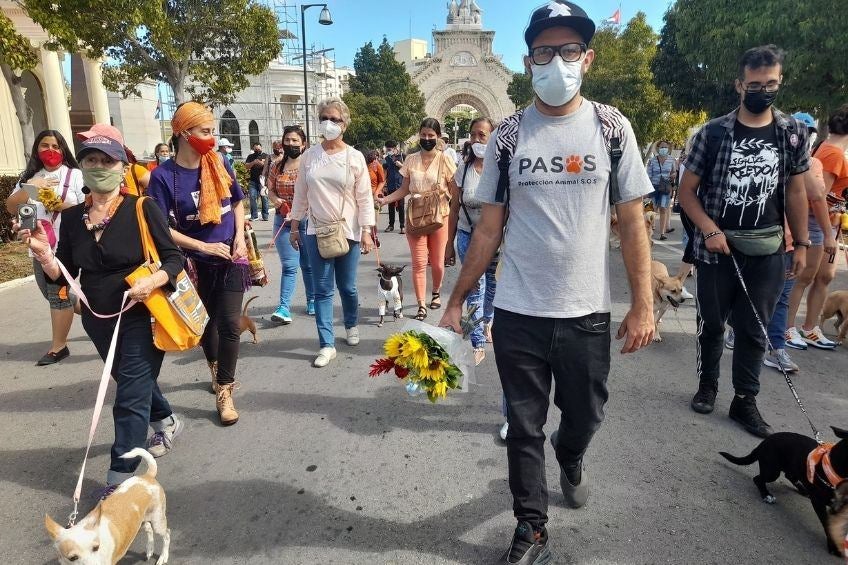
[704,231,723,240]
[792,240,812,248]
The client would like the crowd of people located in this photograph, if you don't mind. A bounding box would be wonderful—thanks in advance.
[8,0,848,563]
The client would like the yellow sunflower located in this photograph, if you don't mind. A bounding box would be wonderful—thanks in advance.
[384,334,407,359]
[431,380,448,400]
[418,359,447,382]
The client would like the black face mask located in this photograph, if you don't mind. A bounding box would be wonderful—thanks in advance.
[283,146,302,159]
[419,138,437,152]
[272,148,281,156]
[254,148,262,154]
[742,89,778,115]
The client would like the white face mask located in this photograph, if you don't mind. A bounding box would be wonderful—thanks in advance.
[531,57,583,108]
[472,143,487,159]
[318,119,343,141]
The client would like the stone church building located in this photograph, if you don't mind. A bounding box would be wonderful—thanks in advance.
[395,0,514,125]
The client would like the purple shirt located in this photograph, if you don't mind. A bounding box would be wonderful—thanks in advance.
[147,155,245,262]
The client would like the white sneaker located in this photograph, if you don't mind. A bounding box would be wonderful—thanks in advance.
[763,348,800,373]
[785,327,808,350]
[800,326,837,349]
[346,327,360,346]
[724,328,735,350]
[313,347,337,368]
[146,415,184,458]
[681,287,694,300]
[499,421,509,441]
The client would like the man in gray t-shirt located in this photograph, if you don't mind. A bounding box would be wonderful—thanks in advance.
[440,2,654,563]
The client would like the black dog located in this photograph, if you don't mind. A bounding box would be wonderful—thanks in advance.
[376,264,405,327]
[720,427,848,556]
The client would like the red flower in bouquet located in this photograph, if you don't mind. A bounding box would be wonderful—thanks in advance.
[393,365,409,379]
[369,358,395,377]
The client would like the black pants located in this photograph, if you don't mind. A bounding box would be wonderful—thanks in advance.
[83,311,172,475]
[695,253,784,396]
[195,261,246,385]
[492,308,611,528]
[387,196,405,228]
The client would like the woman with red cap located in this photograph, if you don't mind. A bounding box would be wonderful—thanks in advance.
[147,102,248,426]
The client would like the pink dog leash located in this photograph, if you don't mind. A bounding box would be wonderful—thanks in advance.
[51,258,138,527]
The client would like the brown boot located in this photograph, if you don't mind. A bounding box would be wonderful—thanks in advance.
[216,383,239,426]
[208,361,219,394]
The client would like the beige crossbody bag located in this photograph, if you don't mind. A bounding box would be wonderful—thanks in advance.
[312,148,351,259]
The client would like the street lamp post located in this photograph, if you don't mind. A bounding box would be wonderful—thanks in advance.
[301,3,333,144]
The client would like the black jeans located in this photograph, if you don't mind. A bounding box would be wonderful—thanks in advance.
[695,253,785,396]
[83,311,172,475]
[387,196,405,228]
[195,261,246,385]
[492,308,611,528]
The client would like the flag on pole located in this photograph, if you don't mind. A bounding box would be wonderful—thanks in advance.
[154,98,162,120]
[604,8,621,25]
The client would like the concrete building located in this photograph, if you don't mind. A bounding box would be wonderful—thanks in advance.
[0,2,163,175]
[394,39,429,68]
[212,53,354,157]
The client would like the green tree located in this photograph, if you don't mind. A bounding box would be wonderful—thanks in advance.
[21,0,280,106]
[671,0,848,122]
[0,11,38,158]
[583,15,705,149]
[344,37,425,148]
[507,71,534,108]
[652,5,737,118]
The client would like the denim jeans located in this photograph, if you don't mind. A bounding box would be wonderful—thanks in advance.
[304,234,360,348]
[249,180,269,220]
[492,308,611,528]
[767,252,795,349]
[456,229,497,348]
[273,214,314,310]
[82,311,173,481]
[695,253,784,396]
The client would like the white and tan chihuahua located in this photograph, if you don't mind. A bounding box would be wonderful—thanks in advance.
[45,448,170,565]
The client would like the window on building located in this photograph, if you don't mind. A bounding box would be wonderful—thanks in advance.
[249,120,260,149]
[220,110,241,159]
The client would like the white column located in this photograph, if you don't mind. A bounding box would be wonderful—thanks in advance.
[39,48,72,142]
[82,56,110,124]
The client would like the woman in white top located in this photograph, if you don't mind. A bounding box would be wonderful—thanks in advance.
[290,97,375,368]
[446,116,496,363]
[378,118,458,321]
[5,130,85,365]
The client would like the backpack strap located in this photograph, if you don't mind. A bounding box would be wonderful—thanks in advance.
[701,118,726,185]
[494,109,526,206]
[590,101,627,206]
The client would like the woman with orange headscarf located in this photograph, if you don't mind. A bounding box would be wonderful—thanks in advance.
[147,101,247,426]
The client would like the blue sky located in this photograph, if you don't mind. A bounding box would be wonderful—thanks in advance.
[300,0,673,72]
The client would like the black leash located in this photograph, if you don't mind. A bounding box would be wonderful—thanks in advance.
[729,252,823,444]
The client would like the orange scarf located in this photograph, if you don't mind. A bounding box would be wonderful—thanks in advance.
[172,102,232,225]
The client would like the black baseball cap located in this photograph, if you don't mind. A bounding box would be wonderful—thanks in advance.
[525,1,596,48]
[76,135,129,163]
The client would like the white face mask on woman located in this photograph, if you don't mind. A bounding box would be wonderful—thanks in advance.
[318,119,342,141]
[531,57,583,108]
[472,143,487,159]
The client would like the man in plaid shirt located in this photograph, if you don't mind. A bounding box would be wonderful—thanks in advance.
[679,45,810,438]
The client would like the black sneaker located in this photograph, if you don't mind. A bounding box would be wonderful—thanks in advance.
[501,522,552,565]
[690,382,717,414]
[550,431,589,508]
[729,395,773,438]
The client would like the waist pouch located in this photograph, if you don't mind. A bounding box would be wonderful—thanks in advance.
[724,225,784,256]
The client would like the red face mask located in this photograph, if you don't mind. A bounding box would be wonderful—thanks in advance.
[187,134,216,155]
[38,149,63,168]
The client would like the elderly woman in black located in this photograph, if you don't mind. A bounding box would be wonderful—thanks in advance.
[21,134,184,495]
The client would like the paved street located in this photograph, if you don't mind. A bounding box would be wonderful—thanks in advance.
[1,212,846,564]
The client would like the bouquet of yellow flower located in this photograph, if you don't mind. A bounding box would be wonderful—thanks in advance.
[38,187,64,213]
[370,328,466,403]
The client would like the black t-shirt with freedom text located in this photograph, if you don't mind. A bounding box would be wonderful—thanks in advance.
[718,121,782,230]
[245,151,268,182]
